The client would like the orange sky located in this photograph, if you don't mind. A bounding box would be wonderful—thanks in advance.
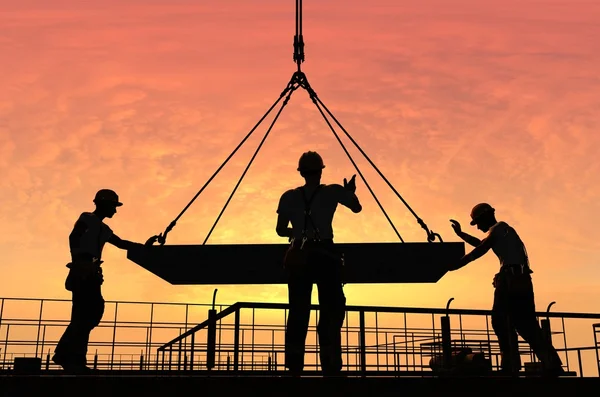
[1,0,600,321]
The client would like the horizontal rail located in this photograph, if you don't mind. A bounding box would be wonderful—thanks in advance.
[233,301,600,319]
[157,303,241,351]
[0,296,218,307]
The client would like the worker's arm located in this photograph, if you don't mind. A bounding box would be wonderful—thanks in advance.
[275,191,294,240]
[335,184,362,213]
[69,220,94,262]
[457,231,481,247]
[449,234,495,271]
[276,214,294,239]
[449,220,481,247]
[108,234,139,250]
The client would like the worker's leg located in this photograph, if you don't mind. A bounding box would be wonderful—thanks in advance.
[491,273,521,373]
[315,251,346,375]
[285,269,313,372]
[509,275,564,374]
[54,285,104,371]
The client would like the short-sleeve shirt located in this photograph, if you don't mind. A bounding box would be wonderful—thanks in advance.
[276,184,357,240]
[486,221,529,267]
[70,212,114,260]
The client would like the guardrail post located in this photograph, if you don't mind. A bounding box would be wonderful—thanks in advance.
[359,310,366,375]
[207,289,218,370]
[190,333,195,371]
[35,300,44,357]
[234,308,240,372]
[441,298,454,370]
[45,351,50,370]
[541,302,556,344]
[178,335,182,371]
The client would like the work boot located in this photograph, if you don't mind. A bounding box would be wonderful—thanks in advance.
[285,366,302,377]
[53,353,95,375]
[542,365,565,378]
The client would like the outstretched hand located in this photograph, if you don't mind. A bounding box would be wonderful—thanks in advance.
[344,174,357,193]
[144,235,160,247]
[449,219,462,235]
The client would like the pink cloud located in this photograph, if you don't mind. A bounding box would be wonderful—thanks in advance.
[0,0,598,323]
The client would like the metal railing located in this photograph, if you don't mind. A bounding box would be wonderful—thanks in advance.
[156,300,600,377]
[1,296,600,377]
[0,296,223,371]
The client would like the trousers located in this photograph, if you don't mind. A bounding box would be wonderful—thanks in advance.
[55,281,105,367]
[491,269,562,372]
[285,241,346,373]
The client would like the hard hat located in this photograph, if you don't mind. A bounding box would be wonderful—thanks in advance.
[297,151,325,172]
[93,189,123,207]
[470,203,494,225]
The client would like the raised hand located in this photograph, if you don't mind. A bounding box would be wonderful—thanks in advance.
[144,235,160,247]
[449,219,462,235]
[343,174,357,193]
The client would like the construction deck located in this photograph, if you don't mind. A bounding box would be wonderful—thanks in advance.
[1,372,599,397]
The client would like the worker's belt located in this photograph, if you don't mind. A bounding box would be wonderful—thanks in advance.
[292,238,334,249]
[500,264,532,275]
[65,259,104,291]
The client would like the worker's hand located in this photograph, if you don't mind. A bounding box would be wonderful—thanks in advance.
[448,254,470,272]
[344,174,357,193]
[144,235,160,247]
[492,273,500,288]
[449,219,462,235]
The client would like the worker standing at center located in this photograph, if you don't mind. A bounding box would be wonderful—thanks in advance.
[276,151,362,376]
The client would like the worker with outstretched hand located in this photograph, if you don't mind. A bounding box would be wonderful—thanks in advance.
[448,203,564,377]
[276,151,362,376]
[53,189,158,374]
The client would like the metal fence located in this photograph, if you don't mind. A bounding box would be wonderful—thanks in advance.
[1,296,599,377]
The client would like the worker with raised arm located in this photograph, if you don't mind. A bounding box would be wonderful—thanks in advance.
[53,189,158,374]
[276,151,362,376]
[448,203,564,376]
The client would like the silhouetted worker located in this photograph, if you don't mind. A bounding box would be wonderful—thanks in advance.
[449,203,564,376]
[276,151,362,376]
[53,189,158,373]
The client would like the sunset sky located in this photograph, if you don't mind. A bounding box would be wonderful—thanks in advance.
[1,0,599,323]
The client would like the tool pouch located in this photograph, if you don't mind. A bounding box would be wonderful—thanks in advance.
[65,260,104,291]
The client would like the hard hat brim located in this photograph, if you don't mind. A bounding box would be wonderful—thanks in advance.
[95,199,123,207]
[297,165,325,172]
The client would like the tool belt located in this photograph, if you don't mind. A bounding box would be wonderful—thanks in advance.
[283,238,344,277]
[493,264,533,292]
[500,264,533,276]
[65,259,104,291]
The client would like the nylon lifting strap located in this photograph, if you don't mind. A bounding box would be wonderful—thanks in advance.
[156,79,300,246]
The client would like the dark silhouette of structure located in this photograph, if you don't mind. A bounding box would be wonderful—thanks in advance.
[449,203,565,376]
[53,189,157,374]
[125,0,466,285]
[276,151,361,375]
